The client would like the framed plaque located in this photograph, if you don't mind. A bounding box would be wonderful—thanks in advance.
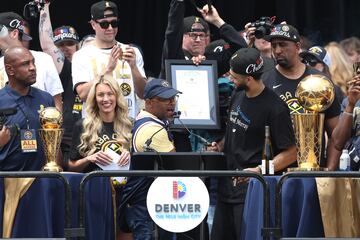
[165,59,220,129]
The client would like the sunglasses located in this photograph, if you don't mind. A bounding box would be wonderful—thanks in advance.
[95,20,119,29]
[302,58,320,67]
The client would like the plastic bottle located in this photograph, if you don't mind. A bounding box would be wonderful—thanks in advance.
[339,149,350,171]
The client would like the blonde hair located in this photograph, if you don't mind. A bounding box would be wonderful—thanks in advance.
[78,74,132,156]
[325,42,353,94]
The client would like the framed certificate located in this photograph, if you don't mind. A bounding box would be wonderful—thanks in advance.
[165,59,220,129]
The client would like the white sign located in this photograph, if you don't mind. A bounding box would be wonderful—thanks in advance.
[146,177,209,233]
[175,70,211,120]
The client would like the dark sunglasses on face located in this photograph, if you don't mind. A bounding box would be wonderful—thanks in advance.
[95,20,119,29]
[302,58,320,67]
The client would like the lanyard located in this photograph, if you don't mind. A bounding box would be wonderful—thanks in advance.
[6,88,31,129]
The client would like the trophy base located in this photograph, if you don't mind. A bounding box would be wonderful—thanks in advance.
[43,162,62,172]
[287,167,328,172]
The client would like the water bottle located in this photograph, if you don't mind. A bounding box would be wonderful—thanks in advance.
[339,149,350,171]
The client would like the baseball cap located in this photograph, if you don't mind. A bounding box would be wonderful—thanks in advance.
[264,23,300,43]
[205,39,232,77]
[144,79,182,99]
[0,12,32,41]
[183,16,209,33]
[53,26,79,45]
[91,1,118,20]
[230,48,271,76]
[299,46,332,67]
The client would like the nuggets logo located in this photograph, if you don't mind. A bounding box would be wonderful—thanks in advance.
[287,98,304,114]
[309,47,323,55]
[101,140,123,154]
[161,80,170,87]
[24,130,33,140]
[120,83,131,96]
[173,181,186,199]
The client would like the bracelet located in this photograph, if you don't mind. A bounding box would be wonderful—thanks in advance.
[342,111,353,117]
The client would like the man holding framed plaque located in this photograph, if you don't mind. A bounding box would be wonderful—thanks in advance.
[159,0,248,79]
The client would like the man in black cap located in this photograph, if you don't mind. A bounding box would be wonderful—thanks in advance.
[119,78,181,239]
[209,47,296,240]
[0,12,63,111]
[262,23,342,170]
[39,2,82,169]
[72,0,146,120]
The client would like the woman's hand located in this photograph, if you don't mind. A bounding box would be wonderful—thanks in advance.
[86,151,113,166]
[117,150,130,166]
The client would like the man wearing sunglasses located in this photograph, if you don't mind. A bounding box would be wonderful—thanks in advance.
[72,1,146,120]
[262,23,341,170]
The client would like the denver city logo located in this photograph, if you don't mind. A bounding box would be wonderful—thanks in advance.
[147,177,209,233]
[173,180,186,199]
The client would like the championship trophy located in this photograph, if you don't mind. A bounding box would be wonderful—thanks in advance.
[38,107,63,172]
[290,74,335,171]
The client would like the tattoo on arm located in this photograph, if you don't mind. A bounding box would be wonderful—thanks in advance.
[39,12,47,31]
[54,49,65,63]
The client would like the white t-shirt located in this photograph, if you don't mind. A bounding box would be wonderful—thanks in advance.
[0,50,63,96]
[72,42,146,119]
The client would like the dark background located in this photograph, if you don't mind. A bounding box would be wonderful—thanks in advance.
[1,0,360,77]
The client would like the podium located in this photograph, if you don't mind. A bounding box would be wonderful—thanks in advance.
[130,152,226,240]
[130,152,226,170]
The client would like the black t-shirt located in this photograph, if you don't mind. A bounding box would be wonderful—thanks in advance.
[262,66,340,117]
[60,58,82,145]
[219,87,295,203]
[262,66,341,166]
[70,120,120,173]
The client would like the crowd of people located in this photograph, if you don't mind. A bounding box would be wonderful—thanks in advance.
[0,0,360,239]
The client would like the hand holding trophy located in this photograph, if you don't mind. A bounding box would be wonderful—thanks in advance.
[38,107,63,172]
[290,74,335,171]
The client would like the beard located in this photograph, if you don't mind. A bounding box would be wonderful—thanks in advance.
[235,83,248,91]
[276,58,291,68]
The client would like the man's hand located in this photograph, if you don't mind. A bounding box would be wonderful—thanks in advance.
[199,4,225,28]
[347,74,360,107]
[206,141,220,152]
[122,45,137,68]
[191,55,206,65]
[0,126,11,148]
[244,22,256,46]
[232,166,261,186]
[105,45,122,74]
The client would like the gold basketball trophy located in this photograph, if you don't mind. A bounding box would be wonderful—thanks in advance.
[290,74,335,171]
[38,107,64,172]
